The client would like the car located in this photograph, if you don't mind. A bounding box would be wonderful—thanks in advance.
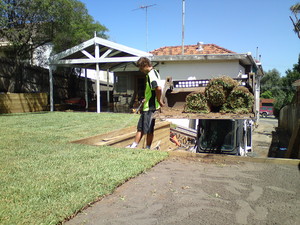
[259,106,273,117]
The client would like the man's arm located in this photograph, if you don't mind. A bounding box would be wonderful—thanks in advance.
[155,86,165,107]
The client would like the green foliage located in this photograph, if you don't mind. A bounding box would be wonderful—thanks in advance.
[262,55,300,117]
[261,90,273,99]
[290,3,300,38]
[260,69,282,95]
[0,112,168,224]
[0,0,108,58]
[184,92,209,113]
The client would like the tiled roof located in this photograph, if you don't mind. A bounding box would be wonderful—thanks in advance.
[150,43,235,56]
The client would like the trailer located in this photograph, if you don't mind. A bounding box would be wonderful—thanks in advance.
[157,76,256,156]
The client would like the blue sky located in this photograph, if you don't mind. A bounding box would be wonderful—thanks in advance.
[81,0,299,76]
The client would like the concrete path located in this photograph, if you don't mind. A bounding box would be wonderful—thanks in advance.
[65,156,299,225]
[65,118,300,225]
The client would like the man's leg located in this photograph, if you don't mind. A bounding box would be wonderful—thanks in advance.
[146,133,154,148]
[126,113,145,148]
[134,131,143,144]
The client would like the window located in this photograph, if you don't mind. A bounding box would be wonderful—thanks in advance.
[199,120,235,151]
[115,75,127,93]
[262,103,273,107]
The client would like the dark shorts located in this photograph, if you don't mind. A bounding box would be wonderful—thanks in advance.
[137,110,156,134]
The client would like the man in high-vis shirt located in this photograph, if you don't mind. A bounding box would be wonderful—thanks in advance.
[126,57,164,149]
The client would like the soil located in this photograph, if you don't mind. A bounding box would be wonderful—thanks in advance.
[65,118,300,225]
[156,107,255,120]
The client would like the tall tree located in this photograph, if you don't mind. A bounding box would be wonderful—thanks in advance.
[260,69,282,97]
[290,3,300,38]
[0,0,108,92]
[267,55,300,117]
[0,0,108,58]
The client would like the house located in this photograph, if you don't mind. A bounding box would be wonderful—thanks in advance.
[113,42,263,113]
[48,37,263,114]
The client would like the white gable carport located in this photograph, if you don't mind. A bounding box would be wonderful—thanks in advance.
[49,36,151,113]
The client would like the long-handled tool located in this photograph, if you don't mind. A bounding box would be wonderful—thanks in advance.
[132,99,145,114]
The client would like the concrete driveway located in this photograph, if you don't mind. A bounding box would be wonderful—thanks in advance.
[65,119,300,225]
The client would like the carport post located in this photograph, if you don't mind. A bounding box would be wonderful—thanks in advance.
[84,68,88,111]
[107,69,110,108]
[49,66,54,111]
[95,40,101,113]
[96,63,101,113]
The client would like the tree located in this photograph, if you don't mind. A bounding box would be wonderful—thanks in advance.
[281,54,300,102]
[290,3,300,38]
[270,55,300,117]
[0,0,108,58]
[0,0,108,92]
[260,90,273,99]
[260,69,282,97]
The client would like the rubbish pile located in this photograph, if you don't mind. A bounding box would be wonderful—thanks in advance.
[184,76,254,114]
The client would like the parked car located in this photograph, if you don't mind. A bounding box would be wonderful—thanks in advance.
[260,99,274,118]
[260,106,273,117]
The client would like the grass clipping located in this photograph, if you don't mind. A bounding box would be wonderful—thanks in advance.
[184,76,254,114]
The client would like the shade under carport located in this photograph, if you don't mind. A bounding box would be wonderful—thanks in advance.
[49,36,151,113]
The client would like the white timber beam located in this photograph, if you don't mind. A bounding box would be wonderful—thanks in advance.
[81,50,95,59]
[53,57,141,65]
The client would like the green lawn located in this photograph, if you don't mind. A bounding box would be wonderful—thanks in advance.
[0,112,169,225]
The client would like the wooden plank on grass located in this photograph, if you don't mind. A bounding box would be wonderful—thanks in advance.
[72,121,172,150]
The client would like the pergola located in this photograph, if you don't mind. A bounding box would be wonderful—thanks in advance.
[49,36,151,113]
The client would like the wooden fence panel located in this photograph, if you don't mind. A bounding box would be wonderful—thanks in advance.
[0,93,48,113]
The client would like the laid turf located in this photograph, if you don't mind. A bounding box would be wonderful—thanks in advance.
[0,112,168,225]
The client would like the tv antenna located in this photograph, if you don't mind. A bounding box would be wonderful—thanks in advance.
[133,4,156,51]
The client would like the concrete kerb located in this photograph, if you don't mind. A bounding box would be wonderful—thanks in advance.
[166,150,300,166]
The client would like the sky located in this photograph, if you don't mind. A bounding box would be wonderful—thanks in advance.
[81,0,299,76]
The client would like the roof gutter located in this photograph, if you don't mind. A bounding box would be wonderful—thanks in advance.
[245,52,264,76]
[151,53,247,62]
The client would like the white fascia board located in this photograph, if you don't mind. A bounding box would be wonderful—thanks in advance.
[95,37,152,57]
[50,38,94,62]
[151,54,248,62]
[54,56,141,65]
